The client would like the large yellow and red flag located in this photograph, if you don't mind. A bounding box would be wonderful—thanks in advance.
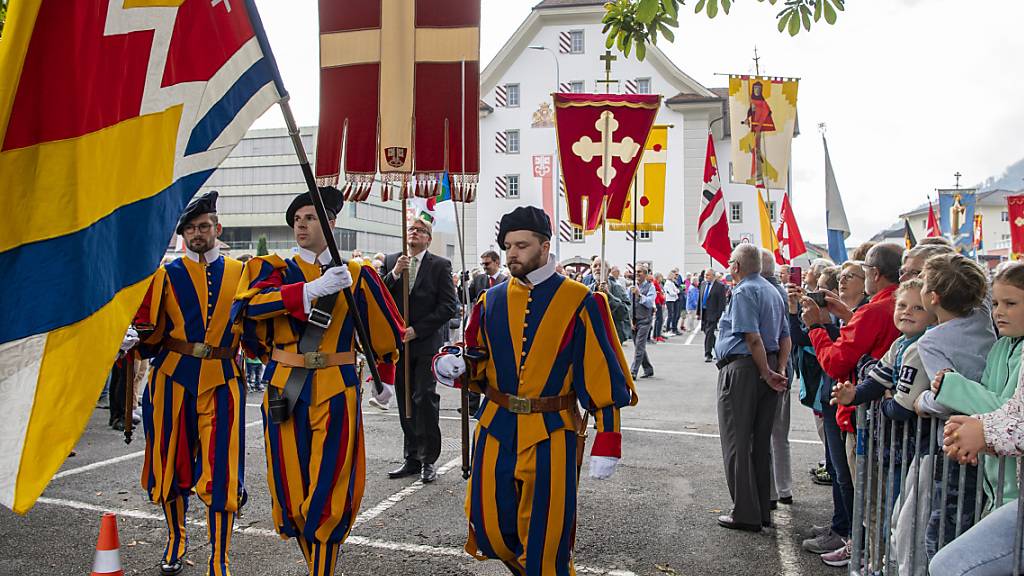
[610,125,668,232]
[0,0,284,513]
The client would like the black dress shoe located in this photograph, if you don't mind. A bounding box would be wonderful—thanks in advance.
[387,461,421,479]
[641,372,654,379]
[704,357,713,363]
[717,514,762,532]
[779,496,793,505]
[161,561,184,575]
[420,463,437,483]
[769,500,778,510]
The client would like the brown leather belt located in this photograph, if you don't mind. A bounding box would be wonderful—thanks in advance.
[484,386,576,414]
[271,349,356,370]
[163,338,237,360]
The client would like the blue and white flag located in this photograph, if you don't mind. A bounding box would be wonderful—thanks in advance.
[823,136,850,263]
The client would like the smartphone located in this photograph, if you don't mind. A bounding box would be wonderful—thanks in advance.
[788,266,802,287]
[807,291,827,307]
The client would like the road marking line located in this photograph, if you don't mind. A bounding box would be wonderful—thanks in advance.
[352,456,460,529]
[684,332,698,346]
[772,505,802,576]
[54,420,263,481]
[34,496,635,575]
[359,411,821,446]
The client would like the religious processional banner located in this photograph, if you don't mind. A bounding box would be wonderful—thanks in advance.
[316,0,480,202]
[728,75,799,189]
[0,0,283,513]
[553,93,661,232]
[610,125,668,232]
[937,188,976,254]
[1007,195,1024,260]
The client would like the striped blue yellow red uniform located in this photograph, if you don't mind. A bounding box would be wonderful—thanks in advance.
[463,274,638,575]
[134,254,247,576]
[234,254,403,576]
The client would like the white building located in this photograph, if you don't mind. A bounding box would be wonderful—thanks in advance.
[477,0,788,274]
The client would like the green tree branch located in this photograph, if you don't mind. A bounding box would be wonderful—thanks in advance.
[603,0,845,60]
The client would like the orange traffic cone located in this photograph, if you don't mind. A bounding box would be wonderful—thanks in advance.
[90,513,124,576]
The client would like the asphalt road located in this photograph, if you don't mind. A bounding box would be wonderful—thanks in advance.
[0,330,842,576]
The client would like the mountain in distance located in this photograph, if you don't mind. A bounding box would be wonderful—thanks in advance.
[978,156,1024,191]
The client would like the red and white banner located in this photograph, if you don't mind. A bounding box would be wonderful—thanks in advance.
[774,193,807,264]
[532,155,555,224]
[698,133,733,268]
[553,93,660,231]
[316,0,480,199]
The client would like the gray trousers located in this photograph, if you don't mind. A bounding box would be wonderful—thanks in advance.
[631,320,653,376]
[769,382,793,500]
[717,355,781,525]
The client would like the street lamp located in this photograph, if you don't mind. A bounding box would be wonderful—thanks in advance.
[528,44,562,260]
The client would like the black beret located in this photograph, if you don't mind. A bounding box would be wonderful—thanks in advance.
[176,190,218,235]
[497,206,552,249]
[286,186,344,227]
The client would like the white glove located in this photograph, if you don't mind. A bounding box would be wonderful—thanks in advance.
[120,327,139,352]
[432,351,466,388]
[588,456,620,480]
[370,383,394,409]
[303,266,353,313]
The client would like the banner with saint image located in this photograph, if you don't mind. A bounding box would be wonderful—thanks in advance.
[937,188,976,254]
[728,75,799,189]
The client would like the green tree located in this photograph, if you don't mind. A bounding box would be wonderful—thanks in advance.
[603,0,845,60]
[256,234,269,256]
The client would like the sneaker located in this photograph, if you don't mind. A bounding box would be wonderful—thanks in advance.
[808,462,826,477]
[808,524,831,538]
[802,529,845,554]
[812,468,833,485]
[820,539,851,567]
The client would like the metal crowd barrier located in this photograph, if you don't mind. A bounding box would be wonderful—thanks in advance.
[849,401,1024,576]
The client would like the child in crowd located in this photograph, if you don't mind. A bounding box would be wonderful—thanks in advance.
[832,278,937,572]
[912,253,996,558]
[928,261,1024,510]
[929,373,1024,576]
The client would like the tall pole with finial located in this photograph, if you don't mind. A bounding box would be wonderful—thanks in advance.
[597,50,618,285]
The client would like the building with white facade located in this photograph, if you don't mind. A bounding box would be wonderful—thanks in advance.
[477,0,790,274]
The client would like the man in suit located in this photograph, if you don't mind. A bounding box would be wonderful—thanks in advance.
[383,217,458,482]
[699,269,728,363]
[462,250,508,413]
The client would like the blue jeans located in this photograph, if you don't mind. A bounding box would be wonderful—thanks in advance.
[930,499,1020,576]
[245,363,264,388]
[821,382,854,537]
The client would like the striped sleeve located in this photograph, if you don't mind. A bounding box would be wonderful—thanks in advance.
[575,291,637,436]
[354,262,404,363]
[463,293,488,387]
[233,256,305,322]
[134,267,167,356]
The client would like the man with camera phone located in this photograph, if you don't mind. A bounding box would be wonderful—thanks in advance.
[234,187,404,576]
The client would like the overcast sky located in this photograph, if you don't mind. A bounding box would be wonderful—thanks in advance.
[253,0,1024,243]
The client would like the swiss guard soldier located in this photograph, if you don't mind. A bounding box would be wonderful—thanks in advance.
[132,191,248,576]
[432,206,639,575]
[234,187,403,576]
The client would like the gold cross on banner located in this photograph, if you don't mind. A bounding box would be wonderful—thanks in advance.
[571,111,640,186]
[596,50,618,91]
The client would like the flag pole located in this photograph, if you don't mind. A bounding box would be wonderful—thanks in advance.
[278,96,383,395]
[401,191,412,418]
[453,60,473,480]
[632,171,638,329]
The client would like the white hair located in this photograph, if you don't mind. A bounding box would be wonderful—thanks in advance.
[732,244,762,275]
[760,249,776,278]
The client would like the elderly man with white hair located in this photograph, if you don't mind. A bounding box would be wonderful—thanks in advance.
[714,244,790,532]
[761,249,795,510]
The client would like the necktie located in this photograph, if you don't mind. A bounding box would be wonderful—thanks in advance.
[488,276,495,288]
[409,255,419,287]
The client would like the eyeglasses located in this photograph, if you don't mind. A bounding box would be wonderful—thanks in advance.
[181,223,213,234]
[839,272,865,281]
[900,267,922,278]
[408,226,430,235]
